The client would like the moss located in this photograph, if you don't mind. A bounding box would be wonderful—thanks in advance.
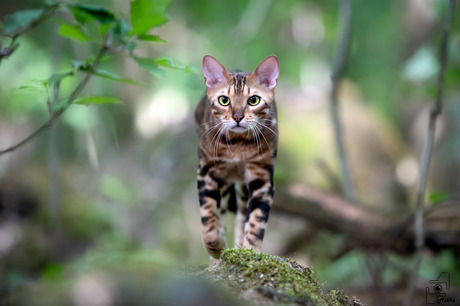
[214,248,364,306]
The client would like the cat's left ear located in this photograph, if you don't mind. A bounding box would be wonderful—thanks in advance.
[253,55,279,91]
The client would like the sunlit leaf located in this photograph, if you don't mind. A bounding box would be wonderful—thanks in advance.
[74,95,122,106]
[93,69,146,86]
[2,9,44,35]
[57,23,90,42]
[429,191,451,205]
[98,22,116,36]
[85,55,110,66]
[69,4,115,24]
[138,34,166,43]
[154,57,198,73]
[130,0,170,35]
[132,56,166,78]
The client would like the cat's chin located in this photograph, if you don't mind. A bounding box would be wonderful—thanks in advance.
[230,126,247,133]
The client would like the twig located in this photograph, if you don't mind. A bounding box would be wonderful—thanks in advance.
[48,81,61,228]
[0,40,110,156]
[403,1,454,305]
[330,0,355,202]
[0,4,59,63]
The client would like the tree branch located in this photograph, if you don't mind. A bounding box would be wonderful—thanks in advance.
[0,40,110,156]
[272,186,460,256]
[0,5,59,63]
[404,1,454,305]
[330,0,355,202]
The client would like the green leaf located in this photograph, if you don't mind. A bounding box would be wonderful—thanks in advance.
[98,22,116,36]
[42,263,63,281]
[132,56,166,78]
[137,34,166,43]
[3,9,44,35]
[114,18,131,38]
[93,69,146,86]
[57,23,90,42]
[85,55,110,66]
[130,0,170,35]
[74,95,122,106]
[48,71,75,86]
[429,191,452,205]
[69,4,116,24]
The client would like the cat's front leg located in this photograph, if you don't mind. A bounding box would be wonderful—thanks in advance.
[197,163,226,258]
[243,163,275,251]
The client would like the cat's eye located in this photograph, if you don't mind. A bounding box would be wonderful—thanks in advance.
[247,95,260,106]
[218,96,230,106]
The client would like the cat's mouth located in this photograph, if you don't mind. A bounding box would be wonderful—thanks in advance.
[230,126,247,133]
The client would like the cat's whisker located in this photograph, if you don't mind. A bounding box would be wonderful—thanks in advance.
[214,126,226,160]
[254,124,272,152]
[224,126,233,155]
[257,122,279,138]
[198,119,215,127]
[209,125,223,157]
[261,118,277,126]
[200,122,223,139]
[250,125,261,154]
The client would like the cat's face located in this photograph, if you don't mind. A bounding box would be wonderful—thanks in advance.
[203,55,279,135]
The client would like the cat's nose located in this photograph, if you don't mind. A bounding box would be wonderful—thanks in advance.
[233,114,244,123]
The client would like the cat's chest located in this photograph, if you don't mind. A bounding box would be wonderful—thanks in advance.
[221,158,246,180]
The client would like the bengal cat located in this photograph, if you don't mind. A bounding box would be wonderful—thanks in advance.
[195,55,279,259]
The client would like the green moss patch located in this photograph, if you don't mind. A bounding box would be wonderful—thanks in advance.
[211,248,364,305]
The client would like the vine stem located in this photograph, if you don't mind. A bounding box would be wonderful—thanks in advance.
[403,1,454,305]
[0,40,109,156]
[330,0,355,202]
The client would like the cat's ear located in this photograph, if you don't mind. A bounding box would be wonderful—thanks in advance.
[253,55,279,91]
[203,55,229,89]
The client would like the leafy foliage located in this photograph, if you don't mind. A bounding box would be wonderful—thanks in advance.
[130,0,171,35]
[0,0,196,154]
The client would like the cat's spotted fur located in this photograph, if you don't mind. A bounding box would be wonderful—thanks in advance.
[195,55,279,258]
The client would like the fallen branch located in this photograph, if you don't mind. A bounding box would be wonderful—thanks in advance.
[272,185,460,256]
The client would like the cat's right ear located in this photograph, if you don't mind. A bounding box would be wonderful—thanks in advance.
[203,55,229,90]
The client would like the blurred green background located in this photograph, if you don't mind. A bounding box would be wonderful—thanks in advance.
[1,0,459,305]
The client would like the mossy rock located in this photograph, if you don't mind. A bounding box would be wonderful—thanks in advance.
[197,248,365,306]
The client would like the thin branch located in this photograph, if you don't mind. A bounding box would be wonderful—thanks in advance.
[404,1,454,305]
[330,0,355,202]
[0,40,110,156]
[0,5,59,63]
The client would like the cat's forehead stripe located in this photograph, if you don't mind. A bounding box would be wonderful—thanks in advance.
[233,73,248,95]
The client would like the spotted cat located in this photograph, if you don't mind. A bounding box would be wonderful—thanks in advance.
[195,55,279,258]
